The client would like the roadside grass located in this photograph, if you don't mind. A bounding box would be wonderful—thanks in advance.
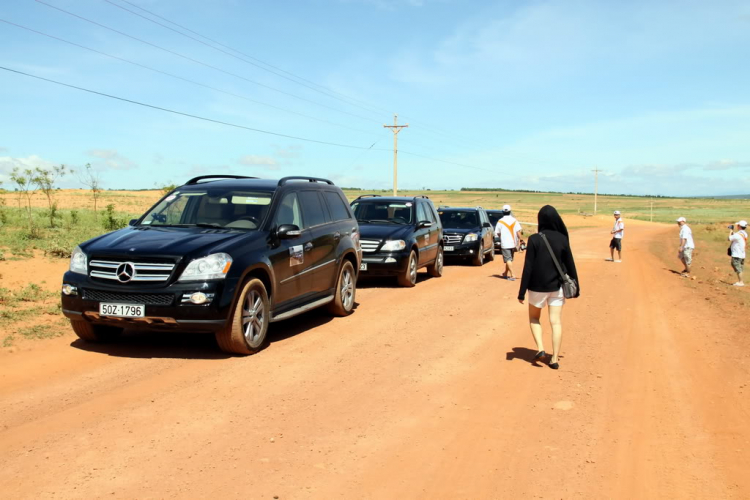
[344,190,750,226]
[0,282,66,347]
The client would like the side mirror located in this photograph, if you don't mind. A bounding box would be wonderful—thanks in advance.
[482,222,492,228]
[277,224,301,239]
[129,219,138,226]
[417,221,432,229]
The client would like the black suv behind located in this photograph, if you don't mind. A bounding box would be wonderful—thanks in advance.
[61,175,361,355]
[486,209,505,253]
[438,206,495,266]
[350,195,443,287]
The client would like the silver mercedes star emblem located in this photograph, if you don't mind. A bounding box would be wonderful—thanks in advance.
[116,262,136,283]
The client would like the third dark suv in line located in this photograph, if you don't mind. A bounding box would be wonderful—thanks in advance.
[350,195,444,287]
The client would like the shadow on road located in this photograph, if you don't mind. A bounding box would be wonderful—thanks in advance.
[357,273,434,289]
[69,303,353,359]
[506,347,553,368]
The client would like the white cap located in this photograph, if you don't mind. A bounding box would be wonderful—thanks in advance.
[502,204,511,211]
[613,210,621,215]
[737,220,748,228]
[676,217,686,222]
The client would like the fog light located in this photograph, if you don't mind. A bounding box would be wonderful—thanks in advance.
[190,292,208,304]
[62,284,78,296]
[385,257,397,263]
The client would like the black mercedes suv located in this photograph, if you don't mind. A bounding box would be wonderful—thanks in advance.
[438,206,495,266]
[350,195,443,287]
[61,175,362,355]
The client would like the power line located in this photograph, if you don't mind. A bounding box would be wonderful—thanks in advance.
[102,0,506,151]
[103,0,390,118]
[35,0,384,125]
[1,18,384,139]
[0,65,382,150]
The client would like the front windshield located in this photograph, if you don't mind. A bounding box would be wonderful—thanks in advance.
[439,210,479,229]
[140,189,273,230]
[487,212,503,226]
[351,201,413,224]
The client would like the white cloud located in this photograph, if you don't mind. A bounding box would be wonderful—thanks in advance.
[86,149,137,170]
[0,155,56,185]
[703,159,750,171]
[0,147,7,154]
[238,155,279,169]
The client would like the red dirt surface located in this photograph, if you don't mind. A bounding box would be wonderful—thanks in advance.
[1,218,749,499]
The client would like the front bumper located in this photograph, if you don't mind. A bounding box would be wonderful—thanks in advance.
[60,271,238,333]
[443,240,481,257]
[358,251,410,276]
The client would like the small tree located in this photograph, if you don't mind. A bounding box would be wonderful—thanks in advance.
[36,164,70,227]
[80,163,102,213]
[10,167,39,233]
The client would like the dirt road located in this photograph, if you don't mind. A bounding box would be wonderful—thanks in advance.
[1,218,749,499]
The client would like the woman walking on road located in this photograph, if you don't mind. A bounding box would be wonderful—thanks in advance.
[518,205,579,369]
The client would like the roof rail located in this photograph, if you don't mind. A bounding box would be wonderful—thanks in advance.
[185,175,258,185]
[278,176,334,186]
[354,194,382,200]
[414,195,430,199]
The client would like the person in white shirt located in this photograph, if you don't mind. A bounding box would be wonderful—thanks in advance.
[728,220,747,287]
[608,210,624,262]
[676,217,695,277]
[494,204,523,281]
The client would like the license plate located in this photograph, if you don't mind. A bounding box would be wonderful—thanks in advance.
[360,263,368,271]
[444,246,454,252]
[99,303,145,318]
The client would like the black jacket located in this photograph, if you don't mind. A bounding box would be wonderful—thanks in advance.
[518,230,579,300]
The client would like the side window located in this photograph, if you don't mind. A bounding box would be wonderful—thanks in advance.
[416,201,428,223]
[323,191,352,222]
[298,191,328,228]
[274,192,302,227]
[426,203,438,224]
[479,210,488,225]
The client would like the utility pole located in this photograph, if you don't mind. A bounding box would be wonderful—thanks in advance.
[384,114,408,196]
[592,168,603,214]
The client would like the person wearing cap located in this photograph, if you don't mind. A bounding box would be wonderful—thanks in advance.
[676,217,694,277]
[728,220,747,286]
[608,211,624,262]
[494,204,523,281]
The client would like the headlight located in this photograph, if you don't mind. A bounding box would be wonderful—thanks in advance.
[70,246,87,274]
[178,253,233,281]
[381,239,406,252]
[464,233,478,242]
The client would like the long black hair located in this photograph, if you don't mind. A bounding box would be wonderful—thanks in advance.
[537,205,569,239]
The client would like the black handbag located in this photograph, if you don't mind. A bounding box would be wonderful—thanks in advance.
[540,233,579,299]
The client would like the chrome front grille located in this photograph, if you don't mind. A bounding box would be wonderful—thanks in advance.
[444,234,463,244]
[360,239,381,253]
[82,289,174,306]
[89,260,176,283]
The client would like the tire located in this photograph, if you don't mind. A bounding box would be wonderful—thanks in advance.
[487,244,495,262]
[327,260,356,316]
[397,250,418,287]
[215,278,270,355]
[70,320,123,342]
[472,243,484,266]
[427,246,444,277]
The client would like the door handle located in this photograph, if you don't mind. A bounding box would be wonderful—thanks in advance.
[304,242,313,252]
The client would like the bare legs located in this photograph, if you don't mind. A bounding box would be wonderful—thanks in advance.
[528,304,564,365]
[548,305,563,364]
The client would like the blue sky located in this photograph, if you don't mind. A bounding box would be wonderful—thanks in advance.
[1,0,749,196]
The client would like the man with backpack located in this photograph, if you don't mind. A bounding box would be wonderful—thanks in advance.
[728,220,747,287]
[495,204,523,281]
[608,210,624,262]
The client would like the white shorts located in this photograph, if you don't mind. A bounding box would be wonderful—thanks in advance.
[528,288,565,308]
